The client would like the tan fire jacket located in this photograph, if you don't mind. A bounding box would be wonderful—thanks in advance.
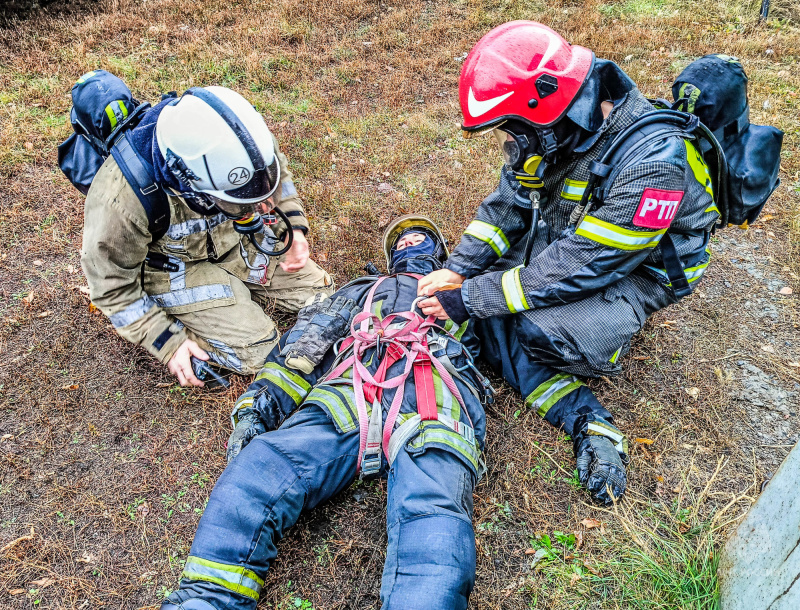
[80,139,310,364]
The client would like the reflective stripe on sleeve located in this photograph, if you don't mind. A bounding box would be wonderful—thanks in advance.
[524,373,585,419]
[109,296,156,328]
[464,220,511,257]
[576,215,666,250]
[501,265,530,313]
[255,362,311,406]
[560,178,588,202]
[181,556,264,601]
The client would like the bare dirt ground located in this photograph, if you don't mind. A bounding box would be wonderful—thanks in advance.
[0,0,798,608]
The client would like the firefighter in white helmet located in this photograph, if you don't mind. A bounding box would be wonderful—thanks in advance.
[81,86,333,386]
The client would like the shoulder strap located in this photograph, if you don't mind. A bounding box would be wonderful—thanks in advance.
[110,131,170,242]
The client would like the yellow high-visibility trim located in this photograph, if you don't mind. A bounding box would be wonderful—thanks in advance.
[686,141,715,206]
[501,265,529,313]
[576,215,666,250]
[464,220,510,257]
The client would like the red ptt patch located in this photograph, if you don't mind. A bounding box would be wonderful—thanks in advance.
[633,188,684,229]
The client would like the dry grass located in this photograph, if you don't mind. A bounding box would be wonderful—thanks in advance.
[1,0,799,608]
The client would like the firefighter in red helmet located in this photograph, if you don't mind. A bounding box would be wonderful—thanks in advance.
[419,22,719,503]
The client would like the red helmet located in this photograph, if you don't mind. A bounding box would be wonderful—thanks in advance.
[459,21,594,132]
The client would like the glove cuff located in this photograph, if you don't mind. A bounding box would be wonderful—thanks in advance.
[574,416,630,464]
[285,353,316,375]
[434,287,470,325]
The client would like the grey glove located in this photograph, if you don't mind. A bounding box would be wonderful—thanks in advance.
[226,409,266,463]
[281,293,330,348]
[575,435,628,504]
[283,296,361,374]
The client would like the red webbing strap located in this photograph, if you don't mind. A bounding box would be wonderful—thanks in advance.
[363,343,403,404]
[413,337,438,421]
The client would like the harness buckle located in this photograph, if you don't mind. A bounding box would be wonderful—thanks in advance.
[360,449,382,478]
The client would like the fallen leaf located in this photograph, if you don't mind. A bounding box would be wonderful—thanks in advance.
[338,216,351,227]
[25,142,34,150]
[61,384,79,391]
[9,589,25,595]
[582,561,600,576]
[570,573,581,586]
[635,438,654,445]
[524,548,536,555]
[779,287,793,295]
[685,387,700,399]
[36,311,52,318]
[156,382,172,388]
[33,260,43,266]
[316,252,328,263]
[1,434,13,441]
[23,291,34,305]
[581,518,602,530]
[88,303,99,314]
[66,265,78,274]
[574,530,584,550]
[30,577,55,588]
[761,344,776,354]
[760,214,775,221]
[377,182,395,194]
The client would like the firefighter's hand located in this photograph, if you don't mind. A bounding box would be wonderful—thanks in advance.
[418,269,465,297]
[227,410,267,463]
[280,230,309,273]
[168,339,208,387]
[419,295,449,320]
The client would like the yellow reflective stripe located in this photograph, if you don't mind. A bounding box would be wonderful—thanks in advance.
[182,556,263,601]
[576,215,666,250]
[501,265,529,313]
[586,421,629,455]
[76,71,96,84]
[118,100,129,119]
[231,393,255,425]
[105,103,118,129]
[409,422,480,471]
[255,363,311,405]
[609,347,622,364]
[686,141,715,205]
[561,178,588,201]
[464,220,510,257]
[525,373,585,418]
[308,386,357,432]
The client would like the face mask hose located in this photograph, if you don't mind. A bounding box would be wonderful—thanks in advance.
[233,205,294,257]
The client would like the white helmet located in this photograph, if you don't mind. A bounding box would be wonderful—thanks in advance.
[155,86,280,216]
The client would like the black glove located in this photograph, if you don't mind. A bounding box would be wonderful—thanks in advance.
[226,409,266,463]
[434,286,469,324]
[281,293,330,347]
[283,296,361,374]
[575,435,628,504]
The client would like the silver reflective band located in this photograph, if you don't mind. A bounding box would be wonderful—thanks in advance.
[281,180,297,198]
[387,413,476,466]
[109,296,156,328]
[151,284,234,308]
[166,213,229,240]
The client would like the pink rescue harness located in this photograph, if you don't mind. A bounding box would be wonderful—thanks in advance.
[323,275,473,476]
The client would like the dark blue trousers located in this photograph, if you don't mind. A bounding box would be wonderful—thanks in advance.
[162,406,476,610]
[478,315,615,438]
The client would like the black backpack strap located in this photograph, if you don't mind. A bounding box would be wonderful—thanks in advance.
[659,233,692,298]
[111,131,170,242]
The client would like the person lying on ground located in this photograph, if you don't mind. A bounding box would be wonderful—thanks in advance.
[160,215,492,610]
